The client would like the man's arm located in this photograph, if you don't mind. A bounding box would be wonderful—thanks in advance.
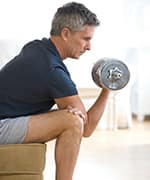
[54,88,110,137]
[84,88,110,136]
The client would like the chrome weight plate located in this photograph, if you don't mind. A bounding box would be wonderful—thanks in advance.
[92,58,130,90]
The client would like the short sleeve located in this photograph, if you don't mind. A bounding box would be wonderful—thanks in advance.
[47,67,78,98]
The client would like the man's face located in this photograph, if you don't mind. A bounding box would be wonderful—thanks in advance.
[66,25,96,59]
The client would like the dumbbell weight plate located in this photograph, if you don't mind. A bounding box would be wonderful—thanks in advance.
[92,58,130,90]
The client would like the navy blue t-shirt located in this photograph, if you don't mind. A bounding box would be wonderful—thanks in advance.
[0,38,78,119]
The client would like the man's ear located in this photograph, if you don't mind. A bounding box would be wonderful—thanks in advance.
[61,27,71,41]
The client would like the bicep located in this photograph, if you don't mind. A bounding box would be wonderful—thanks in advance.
[47,67,87,116]
[54,95,87,118]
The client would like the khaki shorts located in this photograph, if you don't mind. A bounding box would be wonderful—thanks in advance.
[0,116,30,144]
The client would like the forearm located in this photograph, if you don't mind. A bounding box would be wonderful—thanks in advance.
[83,88,110,137]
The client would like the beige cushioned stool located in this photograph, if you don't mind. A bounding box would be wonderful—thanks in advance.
[0,143,46,180]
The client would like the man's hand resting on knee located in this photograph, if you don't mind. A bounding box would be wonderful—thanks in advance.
[67,106,86,124]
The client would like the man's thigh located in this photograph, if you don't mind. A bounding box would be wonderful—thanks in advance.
[23,109,78,143]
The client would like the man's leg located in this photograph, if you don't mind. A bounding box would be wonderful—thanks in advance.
[24,109,84,180]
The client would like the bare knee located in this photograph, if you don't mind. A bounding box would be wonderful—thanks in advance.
[64,111,84,137]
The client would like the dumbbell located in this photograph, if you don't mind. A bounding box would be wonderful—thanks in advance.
[91,57,130,90]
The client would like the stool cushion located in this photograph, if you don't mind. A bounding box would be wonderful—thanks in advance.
[0,143,46,180]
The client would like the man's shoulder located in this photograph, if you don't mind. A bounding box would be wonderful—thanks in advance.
[22,39,43,50]
[22,38,58,57]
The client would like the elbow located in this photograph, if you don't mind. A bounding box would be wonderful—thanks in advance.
[83,129,93,138]
[83,134,91,138]
[83,121,98,137]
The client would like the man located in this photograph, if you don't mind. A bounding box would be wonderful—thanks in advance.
[0,2,110,180]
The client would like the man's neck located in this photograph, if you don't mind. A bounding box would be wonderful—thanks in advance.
[50,36,67,60]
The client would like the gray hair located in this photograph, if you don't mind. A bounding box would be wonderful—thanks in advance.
[50,2,100,35]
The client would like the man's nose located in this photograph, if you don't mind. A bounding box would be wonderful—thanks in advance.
[86,42,91,50]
